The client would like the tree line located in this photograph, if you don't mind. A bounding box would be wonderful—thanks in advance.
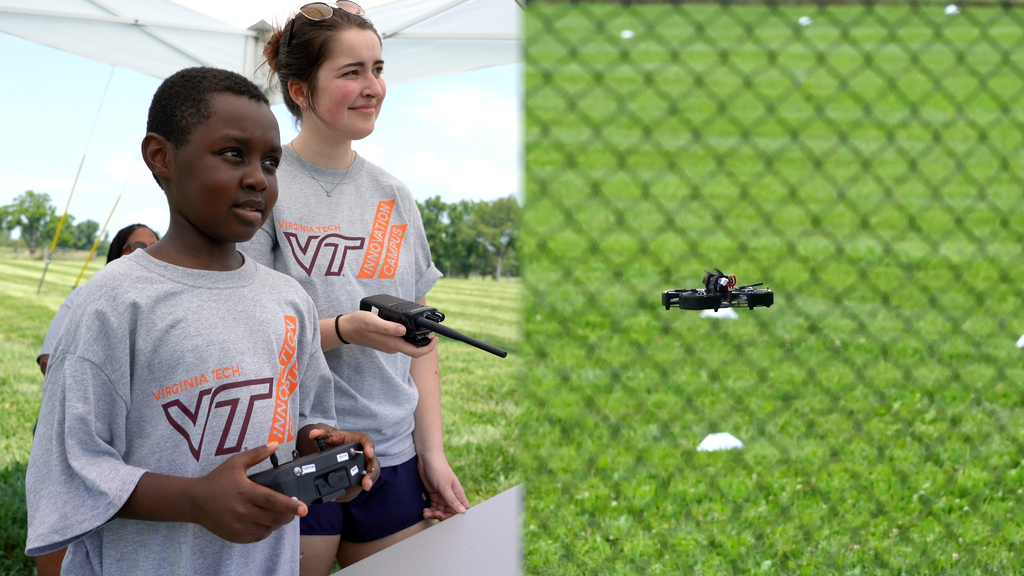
[417,195,520,280]
[0,191,108,257]
[1,190,521,279]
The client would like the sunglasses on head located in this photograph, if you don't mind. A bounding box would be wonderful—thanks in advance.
[287,1,367,48]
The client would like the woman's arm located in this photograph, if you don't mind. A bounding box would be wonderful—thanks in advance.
[318,311,437,357]
[410,297,470,519]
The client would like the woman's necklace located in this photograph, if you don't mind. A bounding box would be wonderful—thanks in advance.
[289,144,356,198]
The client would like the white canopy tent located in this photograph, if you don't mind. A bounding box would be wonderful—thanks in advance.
[369,0,522,88]
[0,0,522,98]
[0,0,268,87]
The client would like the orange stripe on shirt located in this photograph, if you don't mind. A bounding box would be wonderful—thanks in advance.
[268,315,299,444]
[358,200,395,279]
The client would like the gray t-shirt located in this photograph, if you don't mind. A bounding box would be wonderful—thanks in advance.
[240,148,441,467]
[25,250,336,575]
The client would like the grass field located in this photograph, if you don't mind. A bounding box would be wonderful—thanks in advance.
[0,255,519,575]
[524,3,1024,574]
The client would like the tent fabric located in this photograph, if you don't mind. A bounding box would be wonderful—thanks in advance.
[0,0,521,97]
[0,0,255,80]
[369,0,521,85]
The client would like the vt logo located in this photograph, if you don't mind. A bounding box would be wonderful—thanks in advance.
[162,379,274,462]
[280,199,409,279]
[283,232,365,277]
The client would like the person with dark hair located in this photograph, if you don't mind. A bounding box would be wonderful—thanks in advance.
[240,4,470,573]
[36,223,159,378]
[105,223,159,265]
[25,66,378,576]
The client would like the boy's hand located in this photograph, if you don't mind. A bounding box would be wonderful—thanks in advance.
[303,425,380,501]
[190,442,307,543]
[337,310,438,357]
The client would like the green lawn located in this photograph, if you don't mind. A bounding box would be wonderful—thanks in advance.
[0,254,519,574]
[524,3,1024,574]
[0,256,103,575]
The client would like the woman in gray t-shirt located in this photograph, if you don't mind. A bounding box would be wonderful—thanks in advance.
[239,4,471,572]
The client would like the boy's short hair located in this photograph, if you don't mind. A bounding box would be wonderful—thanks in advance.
[147,67,270,149]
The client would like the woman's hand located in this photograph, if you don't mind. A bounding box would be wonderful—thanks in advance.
[417,452,470,521]
[328,310,437,357]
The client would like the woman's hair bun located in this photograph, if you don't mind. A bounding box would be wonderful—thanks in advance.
[263,27,284,73]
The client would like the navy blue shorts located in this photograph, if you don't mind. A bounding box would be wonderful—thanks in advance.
[300,455,428,543]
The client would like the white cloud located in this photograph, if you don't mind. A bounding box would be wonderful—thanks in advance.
[102,152,151,183]
[0,174,129,215]
[0,174,75,201]
[117,205,170,236]
[353,141,384,164]
[398,152,518,200]
[399,152,450,185]
[448,161,518,196]
[403,84,519,143]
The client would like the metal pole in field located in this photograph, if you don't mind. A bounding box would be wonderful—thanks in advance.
[36,154,86,294]
[73,190,123,288]
[35,66,115,294]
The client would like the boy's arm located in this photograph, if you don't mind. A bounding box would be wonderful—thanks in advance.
[26,352,146,557]
[410,297,470,520]
[116,442,307,544]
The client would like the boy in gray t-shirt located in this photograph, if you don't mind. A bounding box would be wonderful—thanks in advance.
[24,67,378,576]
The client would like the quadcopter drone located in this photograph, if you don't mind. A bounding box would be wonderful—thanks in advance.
[662,269,774,312]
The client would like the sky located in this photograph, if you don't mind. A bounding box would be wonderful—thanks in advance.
[0,0,522,238]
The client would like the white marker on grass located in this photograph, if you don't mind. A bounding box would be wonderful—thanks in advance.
[697,432,744,452]
[700,308,739,319]
[798,16,813,26]
[945,4,960,15]
[620,29,634,40]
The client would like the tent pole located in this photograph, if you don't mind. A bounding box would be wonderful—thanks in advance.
[36,153,85,294]
[73,190,123,288]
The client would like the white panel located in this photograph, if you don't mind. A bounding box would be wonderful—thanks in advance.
[400,0,518,37]
[0,0,522,86]
[336,484,522,576]
[382,38,519,85]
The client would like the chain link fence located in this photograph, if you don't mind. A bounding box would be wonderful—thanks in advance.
[522,1,1024,573]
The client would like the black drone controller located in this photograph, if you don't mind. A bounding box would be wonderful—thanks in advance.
[359,294,508,358]
[248,440,367,505]
[663,269,774,312]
